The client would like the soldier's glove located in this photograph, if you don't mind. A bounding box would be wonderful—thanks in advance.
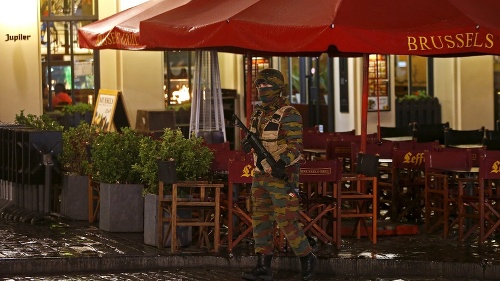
[241,136,253,153]
[271,159,287,180]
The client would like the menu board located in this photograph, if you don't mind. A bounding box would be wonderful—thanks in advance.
[92,89,129,132]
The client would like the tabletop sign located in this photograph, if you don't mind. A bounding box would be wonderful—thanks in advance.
[92,89,130,132]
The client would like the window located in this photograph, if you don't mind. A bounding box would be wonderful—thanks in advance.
[40,0,98,112]
[394,55,431,98]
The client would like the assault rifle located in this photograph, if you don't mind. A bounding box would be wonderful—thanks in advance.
[232,114,299,198]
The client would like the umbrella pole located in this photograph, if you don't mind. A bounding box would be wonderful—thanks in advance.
[360,54,369,153]
[246,54,253,127]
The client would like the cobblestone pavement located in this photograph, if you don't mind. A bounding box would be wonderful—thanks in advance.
[0,268,484,281]
[0,202,499,280]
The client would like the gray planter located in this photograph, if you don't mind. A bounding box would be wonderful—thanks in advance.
[60,175,89,220]
[143,193,192,247]
[99,183,144,232]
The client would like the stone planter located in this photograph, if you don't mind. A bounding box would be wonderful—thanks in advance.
[99,183,144,232]
[143,193,192,247]
[60,175,89,220]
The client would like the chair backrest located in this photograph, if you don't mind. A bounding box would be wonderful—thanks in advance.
[396,140,440,152]
[364,140,397,160]
[211,149,237,173]
[425,148,473,173]
[326,140,356,161]
[228,157,255,184]
[204,141,230,152]
[393,141,440,169]
[299,159,342,183]
[349,140,395,164]
[334,129,356,136]
[355,152,380,177]
[479,150,500,180]
[483,138,500,151]
[485,129,500,141]
[338,133,377,143]
[414,122,449,144]
[378,125,413,138]
[303,131,335,149]
[392,146,426,170]
[444,127,485,147]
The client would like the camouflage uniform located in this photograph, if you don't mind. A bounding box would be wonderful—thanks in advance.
[248,71,311,257]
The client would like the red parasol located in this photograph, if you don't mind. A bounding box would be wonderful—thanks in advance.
[79,0,500,150]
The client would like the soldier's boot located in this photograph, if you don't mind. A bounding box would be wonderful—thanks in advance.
[300,252,318,281]
[242,254,273,280]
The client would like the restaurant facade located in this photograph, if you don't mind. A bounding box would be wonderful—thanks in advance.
[0,0,497,146]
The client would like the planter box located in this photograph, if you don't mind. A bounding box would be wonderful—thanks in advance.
[60,175,89,220]
[144,193,192,247]
[396,98,441,127]
[99,183,144,232]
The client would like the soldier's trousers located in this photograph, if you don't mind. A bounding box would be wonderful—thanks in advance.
[251,173,311,256]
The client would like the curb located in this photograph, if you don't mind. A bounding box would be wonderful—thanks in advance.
[1,255,498,280]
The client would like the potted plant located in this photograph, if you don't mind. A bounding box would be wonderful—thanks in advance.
[132,128,214,246]
[90,127,146,232]
[57,103,94,129]
[58,122,99,220]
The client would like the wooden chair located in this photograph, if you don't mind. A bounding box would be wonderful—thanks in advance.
[444,127,485,147]
[413,122,449,144]
[458,150,500,242]
[326,140,357,174]
[303,130,335,149]
[424,148,473,238]
[338,133,378,143]
[297,159,343,247]
[391,142,440,223]
[378,124,414,139]
[204,141,230,153]
[337,152,379,244]
[483,129,500,150]
[158,181,223,253]
[363,141,397,221]
[225,157,254,253]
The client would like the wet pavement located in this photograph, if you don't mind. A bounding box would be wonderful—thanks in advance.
[0,200,499,280]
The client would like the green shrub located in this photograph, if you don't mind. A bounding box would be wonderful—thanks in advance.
[91,127,144,184]
[15,110,63,131]
[60,122,99,175]
[132,128,214,194]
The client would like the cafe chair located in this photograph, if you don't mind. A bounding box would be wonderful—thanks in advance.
[338,133,378,143]
[336,152,379,245]
[303,130,335,150]
[458,150,500,242]
[352,141,397,221]
[157,181,223,253]
[391,141,440,223]
[378,124,414,139]
[413,122,449,144]
[297,159,343,248]
[444,127,485,148]
[483,129,500,150]
[424,148,473,238]
[302,130,336,160]
[224,157,254,253]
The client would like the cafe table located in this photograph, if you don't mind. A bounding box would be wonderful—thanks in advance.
[382,136,414,142]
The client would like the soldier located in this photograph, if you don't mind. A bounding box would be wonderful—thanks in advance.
[242,68,318,281]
